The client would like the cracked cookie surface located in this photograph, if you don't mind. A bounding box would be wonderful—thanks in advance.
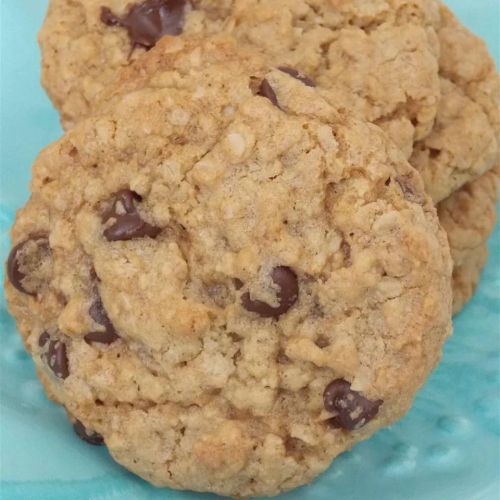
[411,5,500,202]
[6,36,452,497]
[40,0,500,207]
[39,0,232,128]
[40,0,441,146]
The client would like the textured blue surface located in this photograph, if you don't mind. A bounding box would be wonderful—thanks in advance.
[0,1,499,499]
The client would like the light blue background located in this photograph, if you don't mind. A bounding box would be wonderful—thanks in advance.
[0,1,499,499]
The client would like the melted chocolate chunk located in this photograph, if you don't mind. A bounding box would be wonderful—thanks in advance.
[7,235,49,295]
[84,296,120,344]
[45,338,70,379]
[278,66,316,87]
[103,189,161,241]
[100,0,188,50]
[323,379,382,430]
[104,213,161,241]
[241,266,299,319]
[73,420,104,446]
[257,79,279,108]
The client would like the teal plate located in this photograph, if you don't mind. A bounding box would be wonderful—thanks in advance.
[0,1,499,499]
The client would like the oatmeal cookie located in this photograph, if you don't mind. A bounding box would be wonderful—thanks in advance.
[39,0,441,143]
[451,243,488,315]
[411,5,500,202]
[39,0,232,128]
[6,37,452,497]
[40,1,499,203]
[438,166,499,313]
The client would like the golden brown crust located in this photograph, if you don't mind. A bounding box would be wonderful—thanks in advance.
[438,166,499,313]
[7,37,452,496]
[40,0,441,143]
[451,243,488,315]
[410,5,500,202]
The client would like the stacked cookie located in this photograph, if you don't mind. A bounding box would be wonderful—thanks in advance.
[4,1,498,497]
[39,0,500,312]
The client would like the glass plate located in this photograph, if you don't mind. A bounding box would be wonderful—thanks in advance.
[0,1,498,498]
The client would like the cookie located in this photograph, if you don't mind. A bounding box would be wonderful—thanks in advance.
[451,243,488,315]
[40,0,441,145]
[6,36,452,497]
[437,166,499,313]
[40,0,500,205]
[218,0,442,150]
[411,5,500,202]
[38,0,231,128]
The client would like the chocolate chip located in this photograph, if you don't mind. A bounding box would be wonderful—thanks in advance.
[278,66,316,87]
[104,212,161,240]
[103,189,161,241]
[45,339,69,379]
[73,420,104,446]
[323,379,382,430]
[241,266,299,319]
[7,235,50,296]
[102,189,139,219]
[100,6,122,26]
[38,331,50,348]
[84,296,120,344]
[88,297,112,328]
[257,79,279,108]
[100,0,188,50]
[315,335,330,348]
